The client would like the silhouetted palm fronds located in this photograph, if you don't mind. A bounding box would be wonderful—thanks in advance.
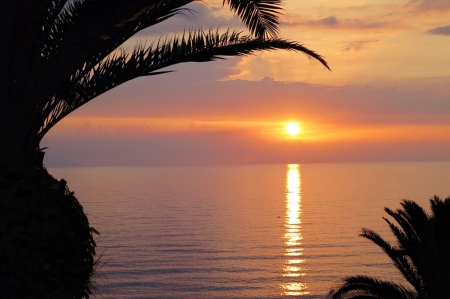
[329,196,450,299]
[224,0,283,38]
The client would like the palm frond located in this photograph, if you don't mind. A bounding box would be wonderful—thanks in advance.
[430,196,450,222]
[34,29,329,141]
[383,217,410,247]
[360,228,423,291]
[384,207,419,242]
[428,196,450,296]
[31,0,193,111]
[329,276,418,299]
[429,196,450,254]
[332,198,450,299]
[400,200,432,242]
[224,0,282,38]
[385,200,447,296]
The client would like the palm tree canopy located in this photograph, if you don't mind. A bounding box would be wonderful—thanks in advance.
[329,196,450,299]
[0,0,329,167]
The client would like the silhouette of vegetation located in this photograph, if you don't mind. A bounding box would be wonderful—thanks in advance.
[329,196,450,299]
[0,0,328,298]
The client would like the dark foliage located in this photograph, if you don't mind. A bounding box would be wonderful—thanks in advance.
[329,196,450,299]
[0,159,97,298]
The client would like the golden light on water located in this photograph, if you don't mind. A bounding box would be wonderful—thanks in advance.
[282,283,309,296]
[281,164,309,296]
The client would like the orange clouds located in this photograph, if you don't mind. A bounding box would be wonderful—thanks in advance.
[339,39,380,53]
[281,15,396,31]
[407,0,450,13]
[67,73,450,125]
[426,25,450,36]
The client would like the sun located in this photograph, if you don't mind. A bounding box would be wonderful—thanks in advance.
[286,122,300,136]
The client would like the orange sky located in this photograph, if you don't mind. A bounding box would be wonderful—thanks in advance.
[43,0,450,166]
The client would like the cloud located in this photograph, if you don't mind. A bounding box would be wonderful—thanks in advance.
[281,15,394,30]
[68,67,450,127]
[339,39,380,53]
[327,5,372,12]
[426,25,450,35]
[407,0,450,12]
[307,15,340,27]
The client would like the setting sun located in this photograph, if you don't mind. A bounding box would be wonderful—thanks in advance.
[286,122,300,136]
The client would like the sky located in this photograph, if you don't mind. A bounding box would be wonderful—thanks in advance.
[43,0,450,167]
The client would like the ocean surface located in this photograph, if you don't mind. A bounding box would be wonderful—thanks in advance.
[49,162,450,299]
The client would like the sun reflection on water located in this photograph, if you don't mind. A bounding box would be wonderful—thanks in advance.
[281,164,309,296]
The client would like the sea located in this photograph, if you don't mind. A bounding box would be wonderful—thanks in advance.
[48,161,450,299]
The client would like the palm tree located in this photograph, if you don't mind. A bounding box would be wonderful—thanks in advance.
[329,196,450,299]
[0,0,329,298]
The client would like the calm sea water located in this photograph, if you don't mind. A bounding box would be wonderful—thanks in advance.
[49,162,450,299]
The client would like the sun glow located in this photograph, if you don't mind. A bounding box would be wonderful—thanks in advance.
[286,122,300,136]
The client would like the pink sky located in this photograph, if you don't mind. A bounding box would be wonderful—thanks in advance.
[43,0,450,166]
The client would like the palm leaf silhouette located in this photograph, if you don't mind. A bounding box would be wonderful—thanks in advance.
[224,0,282,38]
[329,196,450,299]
